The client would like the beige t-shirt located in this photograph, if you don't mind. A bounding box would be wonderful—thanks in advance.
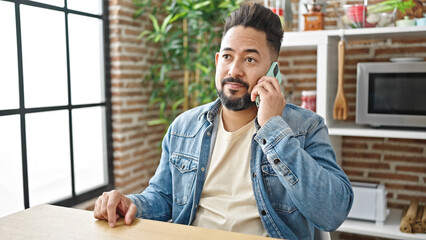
[192,109,267,237]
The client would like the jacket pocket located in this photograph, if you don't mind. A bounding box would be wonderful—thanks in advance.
[169,152,199,205]
[261,161,297,214]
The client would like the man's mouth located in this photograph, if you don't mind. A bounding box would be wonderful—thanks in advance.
[225,82,246,90]
[221,77,249,90]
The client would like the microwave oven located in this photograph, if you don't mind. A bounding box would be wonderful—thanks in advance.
[356,61,426,128]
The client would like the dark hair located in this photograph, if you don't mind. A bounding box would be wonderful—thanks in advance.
[222,3,284,60]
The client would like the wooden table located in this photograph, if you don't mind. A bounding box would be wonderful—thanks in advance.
[0,204,272,240]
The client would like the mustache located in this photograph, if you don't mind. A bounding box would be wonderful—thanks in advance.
[221,77,249,89]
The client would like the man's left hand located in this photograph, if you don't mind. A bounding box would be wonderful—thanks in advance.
[251,76,286,126]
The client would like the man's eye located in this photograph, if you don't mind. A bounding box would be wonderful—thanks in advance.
[223,54,231,59]
[247,57,255,63]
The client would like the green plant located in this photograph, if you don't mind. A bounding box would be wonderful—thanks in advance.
[367,0,415,14]
[133,0,243,127]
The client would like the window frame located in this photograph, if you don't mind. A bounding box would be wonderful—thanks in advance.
[0,0,114,208]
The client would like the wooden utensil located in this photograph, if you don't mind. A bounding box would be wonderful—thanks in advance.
[333,37,348,120]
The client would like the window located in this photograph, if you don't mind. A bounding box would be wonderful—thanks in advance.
[0,0,113,217]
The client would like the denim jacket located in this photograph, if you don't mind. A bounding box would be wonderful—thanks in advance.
[128,99,353,240]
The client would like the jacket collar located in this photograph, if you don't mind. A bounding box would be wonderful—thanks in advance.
[198,98,262,130]
[198,98,222,122]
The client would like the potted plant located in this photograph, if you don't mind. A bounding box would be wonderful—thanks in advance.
[366,0,416,27]
[132,0,243,127]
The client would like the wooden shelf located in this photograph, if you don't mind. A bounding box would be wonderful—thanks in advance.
[282,26,426,47]
[327,122,426,140]
[337,208,426,240]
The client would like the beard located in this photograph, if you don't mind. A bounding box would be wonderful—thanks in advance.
[216,77,255,111]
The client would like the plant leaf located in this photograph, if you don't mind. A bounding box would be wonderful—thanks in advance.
[148,119,169,126]
[149,14,160,33]
[150,97,164,105]
[193,1,211,10]
[170,11,187,23]
[172,98,185,111]
[138,30,152,39]
[161,14,173,32]
[195,63,209,74]
[154,35,162,42]
[133,8,145,18]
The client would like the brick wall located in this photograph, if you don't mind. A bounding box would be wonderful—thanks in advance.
[279,48,318,106]
[342,137,426,208]
[108,0,165,196]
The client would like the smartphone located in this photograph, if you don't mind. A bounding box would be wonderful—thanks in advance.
[256,62,282,107]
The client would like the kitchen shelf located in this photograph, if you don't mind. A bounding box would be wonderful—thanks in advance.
[337,208,426,240]
[282,26,426,48]
[327,122,426,140]
[281,27,426,240]
[280,26,426,140]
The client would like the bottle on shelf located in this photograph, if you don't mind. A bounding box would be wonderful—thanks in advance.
[264,0,292,31]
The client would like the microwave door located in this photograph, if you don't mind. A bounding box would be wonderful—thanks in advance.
[368,73,426,116]
[356,62,426,128]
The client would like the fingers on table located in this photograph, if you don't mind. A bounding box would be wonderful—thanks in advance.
[93,196,103,220]
[106,191,122,227]
[93,190,123,228]
[124,203,137,225]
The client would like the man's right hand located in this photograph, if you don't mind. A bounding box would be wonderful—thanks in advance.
[93,190,137,228]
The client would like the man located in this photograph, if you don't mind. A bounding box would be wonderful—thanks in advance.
[94,3,353,239]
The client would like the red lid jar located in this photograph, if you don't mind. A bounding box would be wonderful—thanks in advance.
[301,90,316,112]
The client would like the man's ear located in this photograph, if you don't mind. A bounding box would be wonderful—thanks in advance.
[215,52,219,67]
[270,49,279,62]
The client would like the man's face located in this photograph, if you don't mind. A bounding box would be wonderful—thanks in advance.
[215,26,272,111]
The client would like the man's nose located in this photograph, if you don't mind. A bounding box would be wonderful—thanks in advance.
[228,61,244,78]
